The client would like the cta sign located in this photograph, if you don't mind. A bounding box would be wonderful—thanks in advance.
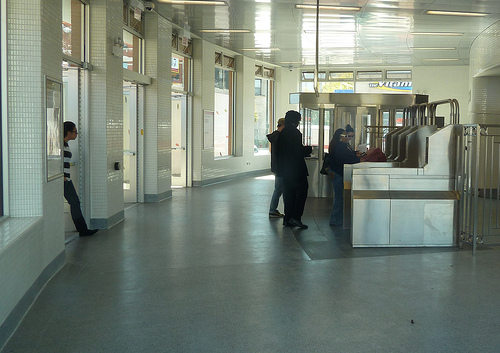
[369,81,412,92]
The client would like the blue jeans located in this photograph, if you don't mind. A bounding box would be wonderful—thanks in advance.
[269,176,284,213]
[330,174,343,226]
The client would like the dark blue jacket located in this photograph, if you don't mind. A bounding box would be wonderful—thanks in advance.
[329,142,360,176]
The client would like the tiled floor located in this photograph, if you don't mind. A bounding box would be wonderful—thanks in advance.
[3,175,500,352]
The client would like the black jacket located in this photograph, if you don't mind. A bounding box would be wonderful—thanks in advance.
[267,130,280,174]
[275,124,311,182]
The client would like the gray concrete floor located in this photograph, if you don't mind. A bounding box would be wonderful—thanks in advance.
[3,175,500,352]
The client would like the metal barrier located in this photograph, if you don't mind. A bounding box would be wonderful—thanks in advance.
[460,124,500,254]
[404,99,459,126]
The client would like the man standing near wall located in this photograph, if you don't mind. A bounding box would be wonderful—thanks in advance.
[276,110,312,229]
[63,121,98,236]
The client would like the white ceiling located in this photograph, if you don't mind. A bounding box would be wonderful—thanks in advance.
[153,0,500,69]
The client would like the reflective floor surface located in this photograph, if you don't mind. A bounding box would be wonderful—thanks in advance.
[3,175,500,352]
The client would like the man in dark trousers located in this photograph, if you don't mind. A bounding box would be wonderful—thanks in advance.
[275,110,312,229]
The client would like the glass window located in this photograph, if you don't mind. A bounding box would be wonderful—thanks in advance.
[0,4,3,217]
[301,81,353,93]
[123,30,142,73]
[357,71,382,79]
[254,79,273,155]
[387,70,412,79]
[301,71,326,81]
[214,67,234,157]
[171,54,190,92]
[129,7,143,33]
[329,71,354,80]
[62,0,85,62]
[0,80,2,217]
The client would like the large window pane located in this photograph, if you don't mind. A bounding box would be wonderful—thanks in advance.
[254,78,272,155]
[0,6,3,216]
[301,81,353,93]
[62,0,84,61]
[214,68,234,157]
[123,30,142,73]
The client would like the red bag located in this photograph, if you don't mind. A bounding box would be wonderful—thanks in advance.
[362,148,387,162]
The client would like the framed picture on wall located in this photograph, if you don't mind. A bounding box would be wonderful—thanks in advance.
[45,76,64,181]
[203,110,214,149]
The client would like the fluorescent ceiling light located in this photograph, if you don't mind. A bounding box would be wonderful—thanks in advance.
[304,30,357,34]
[279,61,302,64]
[159,0,227,5]
[241,48,281,51]
[296,4,361,11]
[422,58,460,61]
[426,10,488,17]
[199,29,251,33]
[412,47,456,50]
[411,32,463,36]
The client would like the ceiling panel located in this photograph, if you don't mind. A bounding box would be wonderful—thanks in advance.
[154,0,500,68]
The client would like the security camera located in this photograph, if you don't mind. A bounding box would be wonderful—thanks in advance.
[144,1,155,11]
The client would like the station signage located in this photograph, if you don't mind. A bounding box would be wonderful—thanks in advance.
[369,81,412,92]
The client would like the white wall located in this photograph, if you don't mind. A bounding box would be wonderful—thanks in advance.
[412,66,470,124]
[0,0,65,343]
[191,43,301,186]
[275,66,301,117]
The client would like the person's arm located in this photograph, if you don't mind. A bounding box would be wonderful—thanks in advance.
[337,144,360,164]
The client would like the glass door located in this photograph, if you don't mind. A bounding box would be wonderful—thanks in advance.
[123,82,138,204]
[171,93,187,187]
[62,65,82,237]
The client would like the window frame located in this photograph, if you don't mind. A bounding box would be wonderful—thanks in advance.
[214,64,235,158]
[62,0,87,64]
[254,64,275,155]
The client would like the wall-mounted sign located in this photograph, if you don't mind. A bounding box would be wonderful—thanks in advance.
[368,81,412,92]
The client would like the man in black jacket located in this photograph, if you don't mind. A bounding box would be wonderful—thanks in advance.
[275,110,312,229]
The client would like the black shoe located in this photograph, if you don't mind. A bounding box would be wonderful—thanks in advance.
[288,218,308,229]
[283,219,290,227]
[80,229,98,236]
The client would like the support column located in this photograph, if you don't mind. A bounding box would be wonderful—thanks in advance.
[88,0,124,228]
[143,12,172,202]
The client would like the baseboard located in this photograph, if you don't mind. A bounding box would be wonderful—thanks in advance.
[144,190,172,203]
[90,210,125,229]
[193,169,270,187]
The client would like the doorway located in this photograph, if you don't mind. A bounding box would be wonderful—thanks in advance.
[123,82,140,204]
[171,93,188,187]
[63,65,83,238]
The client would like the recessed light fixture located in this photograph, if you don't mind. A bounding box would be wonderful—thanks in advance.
[199,29,251,33]
[412,47,456,50]
[241,48,281,51]
[422,58,460,61]
[159,0,227,5]
[426,10,488,17]
[295,4,361,11]
[411,32,463,36]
